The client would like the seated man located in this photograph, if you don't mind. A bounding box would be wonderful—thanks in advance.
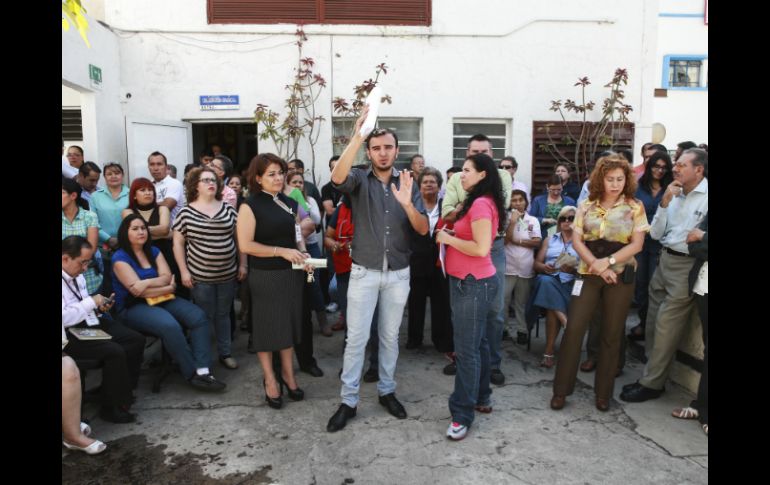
[62,235,145,423]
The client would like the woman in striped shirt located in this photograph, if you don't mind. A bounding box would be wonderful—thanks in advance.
[173,167,247,369]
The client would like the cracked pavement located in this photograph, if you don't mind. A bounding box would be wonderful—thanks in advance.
[63,310,707,484]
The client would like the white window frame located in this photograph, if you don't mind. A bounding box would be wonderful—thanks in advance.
[332,117,422,168]
[452,119,510,166]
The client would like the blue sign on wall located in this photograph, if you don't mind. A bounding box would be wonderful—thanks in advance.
[200,95,240,110]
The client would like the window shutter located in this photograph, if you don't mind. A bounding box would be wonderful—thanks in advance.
[62,108,83,141]
[208,0,431,25]
[324,0,430,25]
[208,0,318,24]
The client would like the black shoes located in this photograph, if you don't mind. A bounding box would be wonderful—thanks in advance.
[378,393,407,419]
[443,363,457,375]
[300,364,324,377]
[490,369,505,385]
[327,404,357,432]
[363,366,379,383]
[263,380,283,409]
[620,383,664,402]
[189,373,227,392]
[277,375,305,401]
[99,405,136,424]
[516,331,529,345]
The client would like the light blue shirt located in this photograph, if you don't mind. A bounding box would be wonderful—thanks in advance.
[650,178,708,253]
[577,180,591,205]
[90,185,130,242]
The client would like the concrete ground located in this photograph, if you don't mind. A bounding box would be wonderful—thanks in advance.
[62,308,707,484]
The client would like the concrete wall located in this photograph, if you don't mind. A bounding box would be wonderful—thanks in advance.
[654,0,708,147]
[100,0,658,186]
[62,13,126,168]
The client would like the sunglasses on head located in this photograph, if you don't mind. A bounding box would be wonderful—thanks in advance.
[558,215,575,222]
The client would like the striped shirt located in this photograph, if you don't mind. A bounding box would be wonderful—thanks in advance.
[172,203,238,283]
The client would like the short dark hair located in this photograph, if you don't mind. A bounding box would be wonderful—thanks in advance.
[410,154,424,163]
[677,141,697,151]
[698,143,708,152]
[650,143,668,153]
[682,148,708,178]
[148,151,167,165]
[288,159,305,169]
[510,189,529,210]
[618,149,633,165]
[365,128,399,149]
[500,156,518,169]
[418,166,443,189]
[329,155,341,169]
[212,155,234,177]
[62,235,92,258]
[641,142,653,155]
[467,134,491,146]
[446,166,462,175]
[67,145,84,155]
[79,161,101,176]
[200,149,214,158]
[247,153,287,195]
[554,162,570,173]
[547,174,563,187]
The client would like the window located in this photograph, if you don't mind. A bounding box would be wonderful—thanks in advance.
[452,121,508,166]
[62,108,83,141]
[208,0,431,26]
[332,118,422,169]
[662,55,708,90]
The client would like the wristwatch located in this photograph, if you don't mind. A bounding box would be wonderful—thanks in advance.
[608,255,617,265]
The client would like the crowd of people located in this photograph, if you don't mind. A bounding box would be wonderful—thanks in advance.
[61,121,708,451]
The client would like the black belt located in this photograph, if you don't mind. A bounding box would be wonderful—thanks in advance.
[665,247,691,258]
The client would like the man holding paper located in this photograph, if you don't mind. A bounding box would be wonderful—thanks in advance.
[326,102,429,433]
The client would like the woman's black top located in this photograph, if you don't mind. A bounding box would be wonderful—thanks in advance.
[245,191,299,271]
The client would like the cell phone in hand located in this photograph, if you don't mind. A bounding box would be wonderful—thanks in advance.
[102,295,115,306]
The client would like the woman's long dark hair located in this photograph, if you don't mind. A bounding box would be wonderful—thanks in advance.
[62,176,89,210]
[455,153,506,229]
[639,151,673,194]
[117,213,157,269]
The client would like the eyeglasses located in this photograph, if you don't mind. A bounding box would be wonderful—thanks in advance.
[78,259,92,267]
[652,165,668,171]
[199,177,218,184]
[558,216,575,222]
[500,165,514,170]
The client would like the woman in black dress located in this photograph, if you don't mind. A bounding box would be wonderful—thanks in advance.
[236,153,311,409]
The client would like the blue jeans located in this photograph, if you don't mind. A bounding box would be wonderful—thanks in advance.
[340,263,410,407]
[488,238,506,370]
[333,272,350,318]
[191,280,235,358]
[448,274,499,427]
[306,242,326,312]
[120,297,212,380]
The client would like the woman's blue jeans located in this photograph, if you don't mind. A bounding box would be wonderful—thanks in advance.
[191,280,236,358]
[120,297,212,380]
[448,274,499,427]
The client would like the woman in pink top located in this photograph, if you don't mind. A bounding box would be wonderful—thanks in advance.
[436,153,506,441]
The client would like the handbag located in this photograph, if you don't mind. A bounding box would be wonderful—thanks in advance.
[584,239,627,259]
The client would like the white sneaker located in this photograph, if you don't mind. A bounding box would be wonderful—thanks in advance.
[446,421,468,441]
[325,302,339,313]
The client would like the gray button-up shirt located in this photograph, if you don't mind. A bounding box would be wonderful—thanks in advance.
[333,167,426,271]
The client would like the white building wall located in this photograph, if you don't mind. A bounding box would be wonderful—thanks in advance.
[654,0,708,147]
[96,0,657,186]
[62,15,126,168]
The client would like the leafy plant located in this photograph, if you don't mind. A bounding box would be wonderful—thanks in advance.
[254,28,327,184]
[537,68,633,182]
[62,0,91,48]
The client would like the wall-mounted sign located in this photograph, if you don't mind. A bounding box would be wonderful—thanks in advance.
[200,95,240,111]
[89,64,102,90]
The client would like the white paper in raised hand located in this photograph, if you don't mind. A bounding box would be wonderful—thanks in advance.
[359,86,382,138]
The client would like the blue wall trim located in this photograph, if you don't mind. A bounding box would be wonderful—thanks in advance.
[659,13,704,18]
[662,55,708,91]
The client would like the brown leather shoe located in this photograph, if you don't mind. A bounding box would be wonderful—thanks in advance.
[596,398,610,412]
[550,395,566,410]
[580,359,596,372]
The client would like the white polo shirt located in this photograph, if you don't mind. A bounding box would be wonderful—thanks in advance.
[153,174,186,223]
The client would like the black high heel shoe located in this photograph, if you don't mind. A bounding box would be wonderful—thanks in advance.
[263,379,283,409]
[278,375,305,401]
